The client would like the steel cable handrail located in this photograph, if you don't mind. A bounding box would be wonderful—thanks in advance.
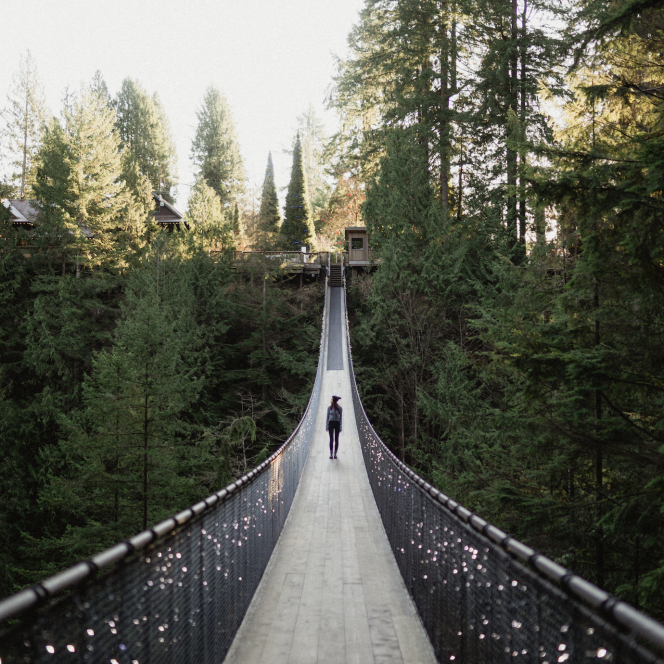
[341,273,664,663]
[0,278,329,663]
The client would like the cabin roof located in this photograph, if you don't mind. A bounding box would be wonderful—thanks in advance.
[344,226,367,241]
[2,199,94,237]
[3,199,39,225]
[152,192,184,222]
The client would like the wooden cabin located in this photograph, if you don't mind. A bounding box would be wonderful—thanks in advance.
[152,192,187,231]
[344,226,371,265]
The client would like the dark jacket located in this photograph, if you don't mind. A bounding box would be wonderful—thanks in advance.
[326,404,343,432]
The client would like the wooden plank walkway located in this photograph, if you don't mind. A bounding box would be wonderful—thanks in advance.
[223,287,436,664]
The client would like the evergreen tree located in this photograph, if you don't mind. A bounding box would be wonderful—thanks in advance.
[329,0,561,247]
[185,177,227,248]
[231,202,242,236]
[33,89,134,271]
[89,70,111,107]
[113,78,178,202]
[1,51,48,199]
[281,133,315,250]
[288,106,331,223]
[45,245,206,551]
[258,152,281,235]
[152,92,179,201]
[191,86,246,209]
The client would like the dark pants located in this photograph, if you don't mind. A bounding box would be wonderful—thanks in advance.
[328,422,340,455]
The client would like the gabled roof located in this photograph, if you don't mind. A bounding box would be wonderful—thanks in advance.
[1,199,93,237]
[2,199,39,226]
[344,226,368,241]
[152,192,184,222]
[11,200,39,223]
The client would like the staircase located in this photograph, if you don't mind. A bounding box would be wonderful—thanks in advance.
[329,264,343,287]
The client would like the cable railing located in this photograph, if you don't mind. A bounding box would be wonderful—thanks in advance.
[0,281,328,664]
[341,275,664,664]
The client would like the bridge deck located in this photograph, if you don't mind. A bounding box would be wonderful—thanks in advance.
[224,287,436,664]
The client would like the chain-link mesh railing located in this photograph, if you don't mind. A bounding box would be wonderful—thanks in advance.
[0,285,328,664]
[342,281,664,664]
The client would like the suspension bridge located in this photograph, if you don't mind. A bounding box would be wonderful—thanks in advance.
[1,264,664,664]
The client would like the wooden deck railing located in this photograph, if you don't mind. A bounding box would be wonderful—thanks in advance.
[231,251,330,265]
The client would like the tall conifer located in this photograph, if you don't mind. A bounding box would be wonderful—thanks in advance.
[258,152,280,235]
[89,70,111,107]
[34,89,133,270]
[231,203,242,236]
[50,247,205,538]
[113,79,178,202]
[281,133,315,250]
[191,86,246,210]
[185,177,226,246]
[1,51,48,199]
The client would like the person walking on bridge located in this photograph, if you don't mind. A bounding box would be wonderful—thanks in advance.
[326,395,342,459]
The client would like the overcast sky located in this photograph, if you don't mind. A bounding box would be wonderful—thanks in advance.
[1,0,365,210]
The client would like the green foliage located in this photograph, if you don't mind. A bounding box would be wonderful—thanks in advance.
[89,70,111,107]
[289,106,331,223]
[113,78,178,203]
[281,133,315,250]
[258,152,281,240]
[0,229,323,591]
[33,89,136,270]
[191,86,246,209]
[185,177,230,250]
[0,67,326,599]
[341,0,664,622]
[231,202,242,236]
[1,50,48,199]
[44,243,206,559]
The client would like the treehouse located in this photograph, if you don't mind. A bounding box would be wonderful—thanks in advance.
[152,192,187,231]
[344,226,371,266]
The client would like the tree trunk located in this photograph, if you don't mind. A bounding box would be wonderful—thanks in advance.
[143,370,149,531]
[399,388,405,462]
[21,95,28,199]
[439,14,454,218]
[262,275,267,402]
[594,279,604,588]
[535,205,545,244]
[506,0,519,247]
[411,385,418,453]
[518,0,528,245]
[457,153,463,222]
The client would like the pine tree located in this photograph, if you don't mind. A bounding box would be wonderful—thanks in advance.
[281,133,315,250]
[113,78,178,202]
[33,89,134,271]
[185,177,226,247]
[152,93,178,200]
[258,152,281,235]
[231,202,242,236]
[1,51,48,199]
[89,70,111,107]
[290,106,331,222]
[191,86,246,209]
[47,246,206,546]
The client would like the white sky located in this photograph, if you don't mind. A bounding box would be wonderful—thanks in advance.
[1,0,365,211]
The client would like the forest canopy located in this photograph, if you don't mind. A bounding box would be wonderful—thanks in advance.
[1,0,664,625]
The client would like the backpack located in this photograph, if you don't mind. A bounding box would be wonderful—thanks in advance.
[329,406,341,421]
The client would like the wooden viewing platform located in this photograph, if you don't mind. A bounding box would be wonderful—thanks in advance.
[231,251,330,274]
